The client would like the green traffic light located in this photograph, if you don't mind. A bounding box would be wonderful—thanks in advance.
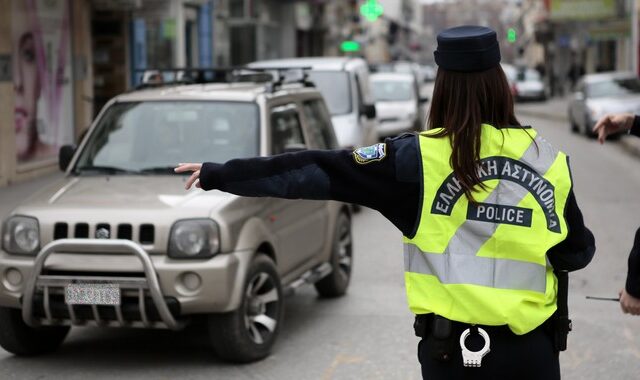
[340,40,361,52]
[360,0,383,22]
[507,28,517,43]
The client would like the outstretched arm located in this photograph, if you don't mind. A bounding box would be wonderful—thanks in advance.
[175,136,422,237]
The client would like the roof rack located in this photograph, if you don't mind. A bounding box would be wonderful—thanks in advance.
[133,67,315,93]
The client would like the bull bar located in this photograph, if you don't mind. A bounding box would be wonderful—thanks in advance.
[22,239,181,330]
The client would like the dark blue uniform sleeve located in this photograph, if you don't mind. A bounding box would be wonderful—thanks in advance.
[546,191,595,272]
[631,115,640,138]
[199,134,421,236]
[626,228,640,297]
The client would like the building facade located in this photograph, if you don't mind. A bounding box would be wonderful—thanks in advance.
[0,0,331,188]
[0,0,94,187]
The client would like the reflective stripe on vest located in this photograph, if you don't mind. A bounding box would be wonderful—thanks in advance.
[403,125,572,335]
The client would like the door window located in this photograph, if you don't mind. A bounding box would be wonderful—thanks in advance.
[302,100,338,149]
[270,104,306,155]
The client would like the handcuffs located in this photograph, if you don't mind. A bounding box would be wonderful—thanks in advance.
[459,326,491,367]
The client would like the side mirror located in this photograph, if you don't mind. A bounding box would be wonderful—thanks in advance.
[419,96,430,103]
[283,143,307,153]
[59,145,75,171]
[361,104,377,119]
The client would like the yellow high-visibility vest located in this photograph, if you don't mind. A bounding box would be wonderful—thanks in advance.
[404,124,572,335]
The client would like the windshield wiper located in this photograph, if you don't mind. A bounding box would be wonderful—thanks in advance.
[138,166,179,175]
[74,165,140,175]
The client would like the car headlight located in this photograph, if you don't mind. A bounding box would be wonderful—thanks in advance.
[2,216,40,255]
[168,219,220,259]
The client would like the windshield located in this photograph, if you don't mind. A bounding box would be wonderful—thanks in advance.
[587,77,640,98]
[307,71,352,115]
[372,80,415,102]
[74,101,259,174]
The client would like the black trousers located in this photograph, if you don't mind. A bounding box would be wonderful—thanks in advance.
[418,322,560,380]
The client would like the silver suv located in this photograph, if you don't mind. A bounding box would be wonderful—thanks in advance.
[0,71,353,362]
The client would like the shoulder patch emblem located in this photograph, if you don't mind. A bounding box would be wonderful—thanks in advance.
[353,143,387,164]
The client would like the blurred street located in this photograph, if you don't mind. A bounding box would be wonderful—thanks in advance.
[1,106,639,379]
[1,0,640,379]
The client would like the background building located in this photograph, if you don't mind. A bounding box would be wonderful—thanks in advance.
[0,0,332,188]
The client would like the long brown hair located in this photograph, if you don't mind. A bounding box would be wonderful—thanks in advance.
[426,65,520,202]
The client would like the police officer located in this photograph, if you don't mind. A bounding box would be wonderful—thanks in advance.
[593,113,640,315]
[176,26,595,379]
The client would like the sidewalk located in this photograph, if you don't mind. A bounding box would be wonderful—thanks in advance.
[0,172,64,220]
[516,96,640,159]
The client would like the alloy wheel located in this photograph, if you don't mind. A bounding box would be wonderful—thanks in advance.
[243,272,280,345]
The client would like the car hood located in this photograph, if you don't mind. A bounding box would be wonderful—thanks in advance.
[13,175,233,216]
[375,101,416,119]
[587,95,640,114]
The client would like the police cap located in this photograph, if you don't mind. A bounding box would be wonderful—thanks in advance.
[434,25,501,72]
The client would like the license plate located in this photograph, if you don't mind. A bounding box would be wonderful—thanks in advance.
[65,283,121,305]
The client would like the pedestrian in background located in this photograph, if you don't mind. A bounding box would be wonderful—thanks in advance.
[176,26,595,379]
[593,113,640,315]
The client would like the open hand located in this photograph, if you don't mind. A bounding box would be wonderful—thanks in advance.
[619,288,640,316]
[174,163,203,190]
[592,113,634,144]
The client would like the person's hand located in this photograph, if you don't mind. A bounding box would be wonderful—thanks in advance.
[592,113,634,144]
[619,288,640,316]
[174,163,203,190]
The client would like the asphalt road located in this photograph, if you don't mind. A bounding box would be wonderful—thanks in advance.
[1,110,640,379]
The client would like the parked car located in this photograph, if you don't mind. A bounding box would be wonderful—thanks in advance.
[249,57,378,149]
[370,72,423,137]
[0,71,353,363]
[370,61,429,129]
[419,64,436,83]
[512,68,547,101]
[568,72,640,137]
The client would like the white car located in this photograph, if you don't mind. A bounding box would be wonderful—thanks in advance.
[249,57,378,149]
[370,72,422,138]
[513,68,547,101]
[568,72,640,137]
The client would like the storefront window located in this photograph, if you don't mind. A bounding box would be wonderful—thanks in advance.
[144,18,176,69]
[11,0,74,165]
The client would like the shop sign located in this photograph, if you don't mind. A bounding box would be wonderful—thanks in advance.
[549,0,616,21]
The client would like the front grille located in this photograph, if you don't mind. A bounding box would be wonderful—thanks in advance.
[74,223,89,238]
[117,224,132,240]
[54,223,68,239]
[32,292,180,324]
[139,224,155,244]
[53,222,155,245]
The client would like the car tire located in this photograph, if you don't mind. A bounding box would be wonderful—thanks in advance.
[314,213,353,298]
[569,115,579,133]
[0,306,69,356]
[208,254,283,363]
[584,115,597,139]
